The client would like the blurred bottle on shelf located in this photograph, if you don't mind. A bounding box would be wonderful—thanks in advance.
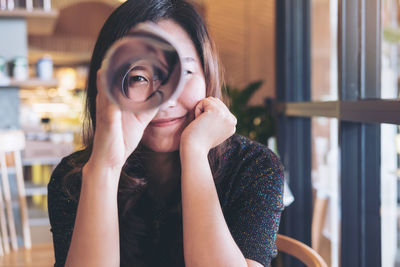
[0,56,6,78]
[7,0,14,10]
[0,0,7,10]
[11,56,28,80]
[25,0,32,10]
[36,55,53,80]
[43,0,50,11]
[0,56,10,86]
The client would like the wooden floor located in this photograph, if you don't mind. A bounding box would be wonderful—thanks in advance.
[0,243,54,267]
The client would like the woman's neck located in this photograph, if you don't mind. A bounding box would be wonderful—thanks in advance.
[139,146,181,199]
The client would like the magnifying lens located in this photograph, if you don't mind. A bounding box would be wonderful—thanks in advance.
[101,22,184,113]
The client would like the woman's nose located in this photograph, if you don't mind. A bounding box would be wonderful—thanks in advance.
[159,98,177,110]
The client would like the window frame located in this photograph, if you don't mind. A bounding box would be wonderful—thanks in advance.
[276,0,390,266]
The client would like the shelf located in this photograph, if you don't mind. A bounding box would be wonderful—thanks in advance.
[25,182,47,196]
[29,48,91,66]
[29,217,49,226]
[0,8,59,35]
[23,140,74,165]
[0,78,58,88]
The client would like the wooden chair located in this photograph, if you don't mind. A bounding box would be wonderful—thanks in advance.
[0,130,31,256]
[276,234,328,267]
[311,190,329,252]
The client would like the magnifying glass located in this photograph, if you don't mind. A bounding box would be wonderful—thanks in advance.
[101,22,184,113]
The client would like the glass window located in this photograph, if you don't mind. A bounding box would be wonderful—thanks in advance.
[382,0,400,99]
[311,0,338,101]
[311,117,340,267]
[381,124,400,266]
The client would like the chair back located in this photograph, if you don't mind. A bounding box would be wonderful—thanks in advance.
[276,234,328,267]
[0,130,31,256]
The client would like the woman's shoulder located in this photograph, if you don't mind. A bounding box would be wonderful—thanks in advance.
[225,134,284,172]
[218,134,285,206]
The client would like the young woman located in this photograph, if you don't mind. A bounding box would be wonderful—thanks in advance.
[47,1,284,266]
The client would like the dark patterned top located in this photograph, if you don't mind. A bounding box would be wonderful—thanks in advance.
[47,134,285,267]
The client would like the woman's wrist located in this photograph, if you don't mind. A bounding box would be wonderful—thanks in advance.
[179,141,209,159]
[82,160,122,189]
[86,151,126,170]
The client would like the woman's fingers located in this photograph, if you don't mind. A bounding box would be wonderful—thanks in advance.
[96,70,118,108]
[95,70,124,128]
[195,97,219,112]
[203,97,237,125]
[194,97,236,121]
[194,98,208,118]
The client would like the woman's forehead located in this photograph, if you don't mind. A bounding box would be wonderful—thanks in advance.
[156,20,199,58]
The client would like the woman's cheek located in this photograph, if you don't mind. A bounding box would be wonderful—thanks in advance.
[178,75,206,110]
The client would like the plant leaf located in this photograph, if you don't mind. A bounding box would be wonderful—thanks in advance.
[237,80,263,106]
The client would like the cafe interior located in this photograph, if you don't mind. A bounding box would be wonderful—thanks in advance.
[0,0,399,266]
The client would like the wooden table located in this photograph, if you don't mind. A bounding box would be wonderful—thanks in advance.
[0,243,54,267]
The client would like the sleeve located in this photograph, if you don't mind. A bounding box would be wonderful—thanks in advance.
[47,157,80,267]
[226,148,285,267]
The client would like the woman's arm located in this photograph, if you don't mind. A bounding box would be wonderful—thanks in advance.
[180,97,262,267]
[64,70,159,267]
[64,163,121,267]
[180,146,252,267]
[180,97,283,267]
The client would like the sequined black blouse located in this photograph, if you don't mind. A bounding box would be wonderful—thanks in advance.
[47,134,285,267]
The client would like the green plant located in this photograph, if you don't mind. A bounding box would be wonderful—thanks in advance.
[224,81,275,145]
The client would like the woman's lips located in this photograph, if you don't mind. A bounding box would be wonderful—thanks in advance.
[150,115,186,127]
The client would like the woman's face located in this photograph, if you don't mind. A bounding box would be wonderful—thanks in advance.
[140,19,206,152]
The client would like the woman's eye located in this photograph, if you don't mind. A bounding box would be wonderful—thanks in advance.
[129,75,148,83]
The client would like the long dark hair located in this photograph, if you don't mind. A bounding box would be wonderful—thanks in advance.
[63,0,228,265]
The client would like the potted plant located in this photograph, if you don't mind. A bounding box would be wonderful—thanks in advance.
[224,81,275,145]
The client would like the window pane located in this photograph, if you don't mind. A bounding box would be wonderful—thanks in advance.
[311,0,338,101]
[381,124,400,266]
[382,0,400,99]
[311,117,340,267]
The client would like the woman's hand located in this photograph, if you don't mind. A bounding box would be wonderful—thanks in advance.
[86,69,159,172]
[180,97,237,154]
